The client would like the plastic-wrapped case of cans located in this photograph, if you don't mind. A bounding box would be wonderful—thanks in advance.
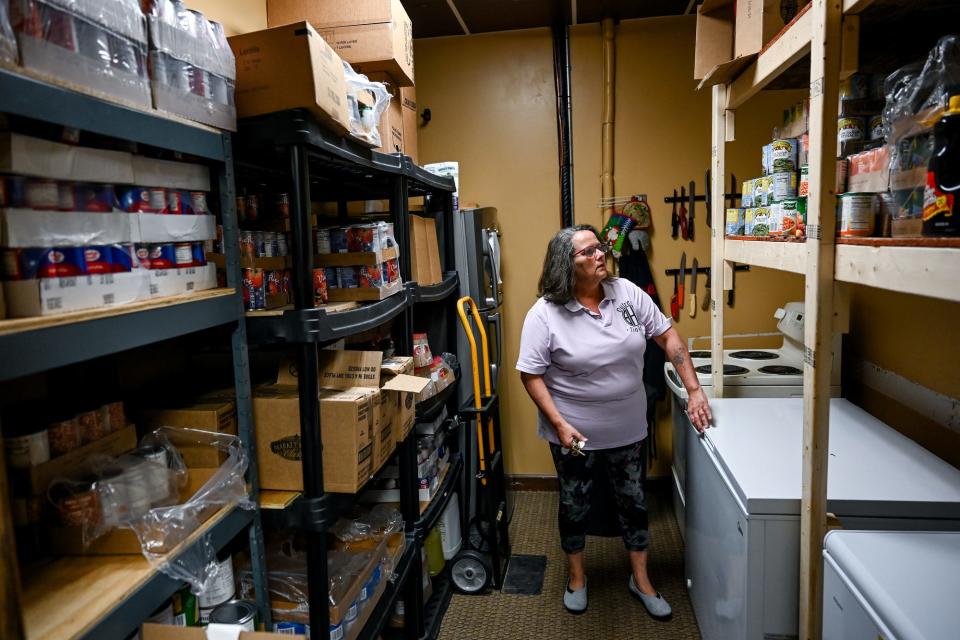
[9,0,152,107]
[144,0,236,130]
[725,208,745,236]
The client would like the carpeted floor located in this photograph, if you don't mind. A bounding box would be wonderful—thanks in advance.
[438,481,701,639]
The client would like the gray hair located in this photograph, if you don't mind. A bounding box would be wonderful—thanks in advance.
[537,225,608,304]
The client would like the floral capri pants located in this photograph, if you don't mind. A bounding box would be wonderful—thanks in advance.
[549,438,649,554]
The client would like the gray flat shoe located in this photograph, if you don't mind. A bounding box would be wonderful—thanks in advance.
[629,575,672,620]
[563,577,588,614]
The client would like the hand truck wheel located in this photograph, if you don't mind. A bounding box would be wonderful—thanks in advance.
[449,550,492,594]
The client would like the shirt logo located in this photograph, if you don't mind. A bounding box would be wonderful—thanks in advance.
[617,302,643,332]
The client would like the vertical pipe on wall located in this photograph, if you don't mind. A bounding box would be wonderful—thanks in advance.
[552,19,574,227]
[601,18,615,229]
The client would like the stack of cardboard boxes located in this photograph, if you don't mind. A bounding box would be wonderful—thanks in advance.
[253,350,429,494]
[229,0,419,161]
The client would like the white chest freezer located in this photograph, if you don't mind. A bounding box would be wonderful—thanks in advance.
[823,530,960,640]
[685,398,960,640]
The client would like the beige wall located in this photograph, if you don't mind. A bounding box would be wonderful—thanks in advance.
[186,0,266,35]
[417,17,803,477]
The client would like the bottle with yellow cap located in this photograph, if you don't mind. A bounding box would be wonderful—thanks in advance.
[924,95,960,236]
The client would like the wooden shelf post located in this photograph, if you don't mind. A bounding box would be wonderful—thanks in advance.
[711,83,728,396]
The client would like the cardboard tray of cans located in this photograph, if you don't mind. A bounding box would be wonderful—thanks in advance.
[326,276,403,303]
[314,244,399,267]
[207,252,291,272]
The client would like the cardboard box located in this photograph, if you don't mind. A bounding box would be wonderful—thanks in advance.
[408,214,442,286]
[138,400,237,468]
[266,0,414,86]
[0,131,134,184]
[228,22,350,135]
[367,72,404,155]
[143,626,292,640]
[381,356,421,443]
[372,403,396,472]
[327,277,404,302]
[253,384,375,493]
[734,0,787,59]
[401,85,418,164]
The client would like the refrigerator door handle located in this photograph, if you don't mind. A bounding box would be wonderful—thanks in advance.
[487,310,502,391]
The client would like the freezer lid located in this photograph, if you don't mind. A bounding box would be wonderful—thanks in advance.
[824,530,960,639]
[704,398,960,517]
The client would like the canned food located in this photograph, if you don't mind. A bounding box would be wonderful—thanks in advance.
[275,193,290,219]
[25,179,60,210]
[338,266,359,288]
[236,196,246,222]
[215,224,225,253]
[799,165,809,197]
[190,191,208,214]
[840,74,870,101]
[132,444,170,504]
[174,243,193,267]
[239,230,255,260]
[172,586,199,627]
[5,176,27,207]
[741,179,755,208]
[119,187,153,213]
[770,139,799,173]
[277,233,289,257]
[245,195,259,222]
[149,188,168,213]
[359,264,383,288]
[133,244,152,269]
[269,232,280,257]
[148,244,177,269]
[770,171,798,202]
[383,258,400,284]
[75,184,117,212]
[275,621,309,635]
[197,555,236,616]
[76,408,108,445]
[83,246,113,274]
[58,182,78,211]
[208,599,257,630]
[108,244,134,273]
[145,601,175,626]
[48,416,81,456]
[167,189,184,215]
[192,242,206,267]
[839,193,877,237]
[97,466,131,527]
[3,247,86,279]
[283,269,292,295]
[329,227,348,253]
[725,208,745,236]
[242,268,265,311]
[315,227,332,254]
[101,401,126,432]
[313,268,329,304]
[753,176,773,207]
[4,427,50,468]
[869,114,883,141]
[266,270,283,295]
[51,477,101,527]
[254,231,266,257]
[262,232,275,258]
[119,456,153,518]
[838,117,864,143]
[324,267,338,288]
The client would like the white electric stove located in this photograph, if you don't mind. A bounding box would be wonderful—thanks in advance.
[665,302,843,539]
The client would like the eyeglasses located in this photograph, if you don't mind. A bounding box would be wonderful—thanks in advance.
[573,243,610,258]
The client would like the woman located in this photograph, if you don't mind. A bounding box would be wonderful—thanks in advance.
[517,225,711,618]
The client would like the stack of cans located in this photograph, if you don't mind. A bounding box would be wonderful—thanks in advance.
[0,175,210,215]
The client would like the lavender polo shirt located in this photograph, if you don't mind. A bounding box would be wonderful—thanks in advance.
[516,277,672,450]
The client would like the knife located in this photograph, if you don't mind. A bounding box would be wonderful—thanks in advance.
[678,252,686,309]
[679,186,689,240]
[705,169,712,228]
[670,273,680,320]
[689,257,698,318]
[671,189,679,239]
[727,268,735,307]
[688,180,696,241]
[702,266,712,312]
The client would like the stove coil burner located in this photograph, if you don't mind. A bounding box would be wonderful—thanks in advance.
[689,351,711,358]
[695,364,750,375]
[729,350,779,360]
[758,365,803,375]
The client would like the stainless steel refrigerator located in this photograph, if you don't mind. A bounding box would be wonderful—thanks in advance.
[452,206,510,522]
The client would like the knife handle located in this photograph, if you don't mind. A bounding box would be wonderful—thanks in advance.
[701,291,711,311]
[678,284,685,306]
[688,295,696,317]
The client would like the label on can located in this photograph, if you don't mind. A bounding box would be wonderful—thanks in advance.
[740,179,755,208]
[770,139,798,173]
[5,430,51,468]
[174,243,194,266]
[83,246,113,274]
[779,200,799,236]
[75,184,116,212]
[725,208,745,236]
[799,165,809,197]
[167,190,184,215]
[338,266,359,288]
[245,195,259,222]
[771,171,798,202]
[146,602,175,626]
[119,188,152,213]
[869,115,884,141]
[26,179,60,210]
[197,556,236,611]
[190,191,208,214]
[839,193,877,237]
[315,228,332,254]
[149,188,168,213]
[192,242,206,267]
[148,244,177,269]
[58,182,78,211]
[838,117,865,142]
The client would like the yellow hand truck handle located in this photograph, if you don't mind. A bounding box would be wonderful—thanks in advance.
[457,296,495,485]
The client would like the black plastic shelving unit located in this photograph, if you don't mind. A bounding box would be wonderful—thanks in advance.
[0,67,269,637]
[235,109,458,639]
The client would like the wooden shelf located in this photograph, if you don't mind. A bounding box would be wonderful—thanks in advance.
[842,0,877,14]
[724,238,807,274]
[259,490,301,510]
[835,242,960,303]
[727,4,813,109]
[22,504,243,640]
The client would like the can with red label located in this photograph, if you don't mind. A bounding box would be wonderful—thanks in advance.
[83,246,113,274]
[244,195,259,222]
[190,191,208,214]
[119,187,151,213]
[149,188,167,214]
[110,245,135,272]
[282,268,292,295]
[191,242,206,267]
[58,182,78,211]
[241,268,265,310]
[236,196,246,222]
[148,244,177,269]
[133,244,152,269]
[167,189,184,215]
[4,247,86,279]
[25,179,60,210]
[75,184,117,212]
[267,270,282,295]
[239,231,255,260]
[275,193,289,219]
[312,268,328,304]
[174,243,193,267]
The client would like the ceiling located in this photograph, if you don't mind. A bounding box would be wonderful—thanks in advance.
[401,0,700,39]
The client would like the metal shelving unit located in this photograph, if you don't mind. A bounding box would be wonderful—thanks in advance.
[0,67,269,638]
[705,1,960,636]
[235,110,458,639]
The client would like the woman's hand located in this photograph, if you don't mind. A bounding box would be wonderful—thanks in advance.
[554,420,589,449]
[686,387,713,433]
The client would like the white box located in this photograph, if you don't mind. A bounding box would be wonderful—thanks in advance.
[134,213,216,243]
[148,264,217,297]
[1,209,135,247]
[131,156,211,191]
[4,270,150,317]
[0,132,134,184]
